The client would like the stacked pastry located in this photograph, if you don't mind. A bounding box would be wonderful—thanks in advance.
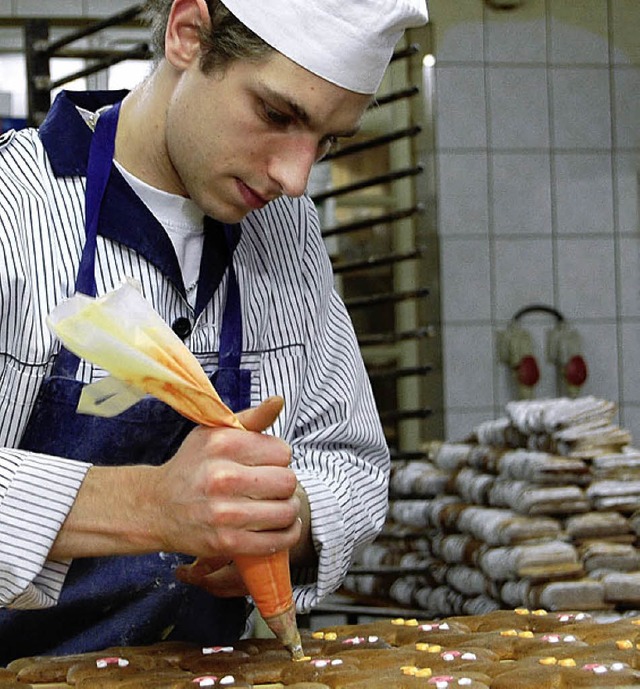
[343,396,640,617]
[1,609,639,687]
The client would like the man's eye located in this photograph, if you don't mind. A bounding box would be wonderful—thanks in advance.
[263,104,291,127]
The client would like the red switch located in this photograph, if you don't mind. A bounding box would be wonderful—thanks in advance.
[517,354,540,388]
[564,354,588,388]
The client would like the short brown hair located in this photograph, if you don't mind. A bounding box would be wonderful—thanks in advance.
[144,0,273,73]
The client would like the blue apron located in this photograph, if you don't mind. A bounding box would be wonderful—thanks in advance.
[0,103,252,663]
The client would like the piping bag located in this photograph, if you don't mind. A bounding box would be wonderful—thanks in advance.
[46,278,304,660]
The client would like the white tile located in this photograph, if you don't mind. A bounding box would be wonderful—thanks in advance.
[554,153,614,235]
[492,238,555,321]
[445,409,496,442]
[491,153,552,235]
[437,152,489,237]
[549,0,609,65]
[621,404,640,447]
[556,238,617,319]
[485,0,547,64]
[440,238,492,322]
[551,67,612,149]
[613,67,640,149]
[0,1,13,15]
[430,0,484,63]
[621,322,640,404]
[442,323,495,409]
[434,65,487,149]
[614,152,640,234]
[487,67,550,149]
[611,0,640,66]
[619,237,640,319]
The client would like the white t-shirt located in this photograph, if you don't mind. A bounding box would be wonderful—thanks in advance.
[114,160,204,307]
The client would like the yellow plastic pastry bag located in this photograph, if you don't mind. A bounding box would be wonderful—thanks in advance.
[46,278,241,428]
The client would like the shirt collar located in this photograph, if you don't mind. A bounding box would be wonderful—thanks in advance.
[39,89,130,177]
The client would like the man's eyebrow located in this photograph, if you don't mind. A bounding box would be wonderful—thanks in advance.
[259,85,362,138]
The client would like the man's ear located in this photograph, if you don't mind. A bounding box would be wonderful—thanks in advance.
[164,0,210,69]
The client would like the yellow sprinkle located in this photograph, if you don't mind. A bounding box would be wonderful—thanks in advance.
[518,631,534,638]
[500,630,518,637]
[616,639,633,650]
[515,608,530,615]
[311,632,324,639]
[416,643,441,653]
[539,657,557,666]
[401,666,418,676]
[324,632,337,641]
[532,609,548,616]
[406,619,419,626]
[415,668,433,678]
[294,656,312,662]
[631,619,640,626]
[391,618,406,626]
[558,658,576,667]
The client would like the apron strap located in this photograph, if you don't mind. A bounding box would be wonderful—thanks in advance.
[218,224,243,371]
[53,102,121,378]
[76,101,122,298]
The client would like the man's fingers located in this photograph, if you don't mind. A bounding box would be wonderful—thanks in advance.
[175,560,248,597]
[237,396,284,433]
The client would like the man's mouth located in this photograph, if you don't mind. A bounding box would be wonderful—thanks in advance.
[236,179,270,210]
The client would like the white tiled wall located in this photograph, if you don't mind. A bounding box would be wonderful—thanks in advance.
[430,0,640,442]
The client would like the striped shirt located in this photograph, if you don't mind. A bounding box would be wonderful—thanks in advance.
[0,91,389,614]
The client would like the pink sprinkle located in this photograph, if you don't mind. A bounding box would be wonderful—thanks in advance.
[582,663,606,673]
[442,650,461,660]
[202,646,234,654]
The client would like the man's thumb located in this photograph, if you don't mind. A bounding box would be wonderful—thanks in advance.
[236,395,284,433]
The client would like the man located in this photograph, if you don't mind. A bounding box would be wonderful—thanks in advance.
[0,0,428,661]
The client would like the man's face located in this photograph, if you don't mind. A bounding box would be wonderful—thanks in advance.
[163,51,372,223]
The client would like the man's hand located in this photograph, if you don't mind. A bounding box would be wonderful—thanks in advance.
[50,396,306,562]
[151,395,302,558]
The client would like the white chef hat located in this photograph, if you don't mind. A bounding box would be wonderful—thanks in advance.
[219,0,429,94]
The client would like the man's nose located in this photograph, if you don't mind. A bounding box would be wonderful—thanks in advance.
[268,136,318,198]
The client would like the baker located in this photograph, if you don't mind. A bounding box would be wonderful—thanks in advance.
[0,0,428,663]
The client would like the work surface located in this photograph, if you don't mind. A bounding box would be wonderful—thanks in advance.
[5,609,640,688]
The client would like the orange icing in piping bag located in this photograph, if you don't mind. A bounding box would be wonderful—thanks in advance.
[46,279,303,658]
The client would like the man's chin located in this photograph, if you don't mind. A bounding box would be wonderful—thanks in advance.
[200,200,254,224]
